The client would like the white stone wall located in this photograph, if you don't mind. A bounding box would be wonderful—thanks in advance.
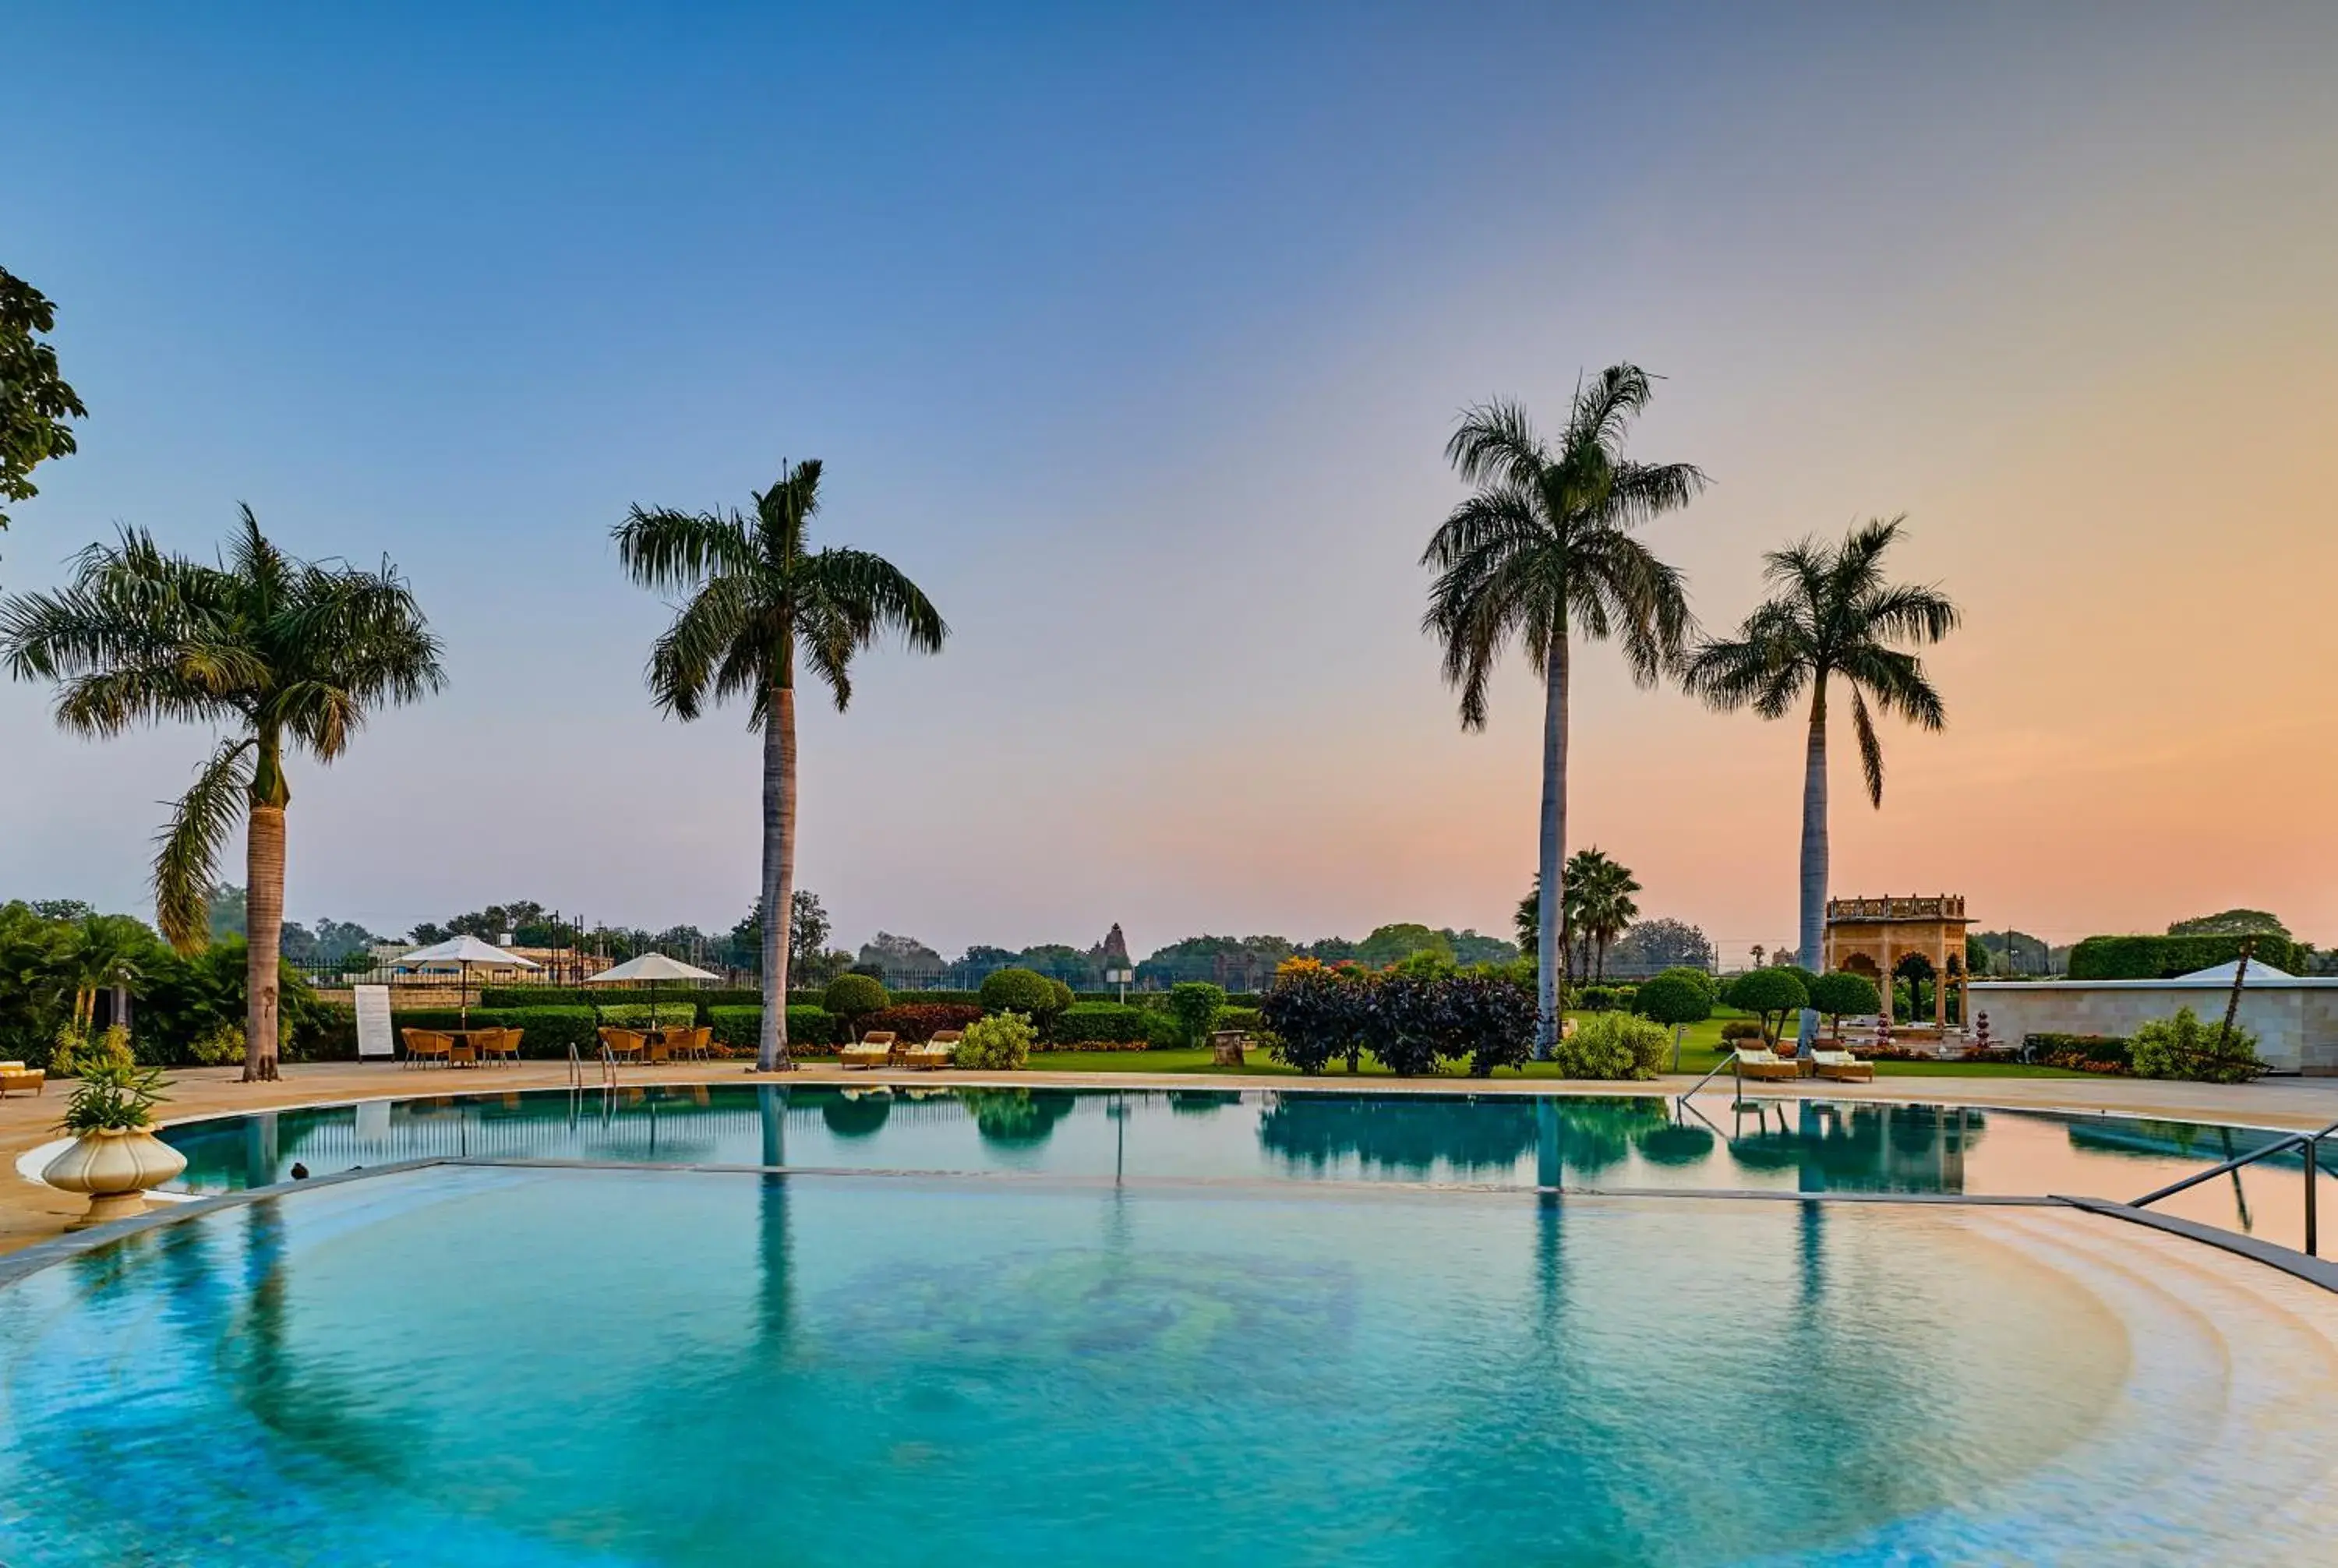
[1968,980,2338,1075]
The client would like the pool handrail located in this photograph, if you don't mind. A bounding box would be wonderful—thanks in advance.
[2129,1114,2338,1256]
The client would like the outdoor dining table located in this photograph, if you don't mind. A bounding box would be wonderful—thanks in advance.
[440,1028,501,1067]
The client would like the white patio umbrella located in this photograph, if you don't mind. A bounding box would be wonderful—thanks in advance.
[400,935,542,1026]
[582,952,722,1032]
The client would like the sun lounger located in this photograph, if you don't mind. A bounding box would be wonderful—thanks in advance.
[1810,1048,1874,1082]
[841,1031,899,1069]
[902,1031,959,1070]
[1731,1046,1800,1082]
[0,1061,45,1097]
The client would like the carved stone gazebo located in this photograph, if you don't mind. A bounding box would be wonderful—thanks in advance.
[1821,894,1971,1030]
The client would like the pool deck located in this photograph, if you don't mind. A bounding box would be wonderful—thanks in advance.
[5,1060,2337,1256]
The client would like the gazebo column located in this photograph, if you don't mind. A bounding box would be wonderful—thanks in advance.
[1934,934,1949,1029]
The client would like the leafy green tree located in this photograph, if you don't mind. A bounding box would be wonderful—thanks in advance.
[1633,969,1711,1070]
[1167,980,1228,1046]
[1425,367,1704,1058]
[1725,968,1807,1047]
[1356,923,1454,968]
[1608,916,1715,974]
[2,510,442,1079]
[616,459,946,1071]
[1806,971,1881,1041]
[0,267,87,539]
[2167,908,2290,938]
[1686,518,1957,1046]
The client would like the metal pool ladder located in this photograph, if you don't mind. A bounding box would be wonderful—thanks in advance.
[566,1041,619,1093]
[2129,1114,2338,1256]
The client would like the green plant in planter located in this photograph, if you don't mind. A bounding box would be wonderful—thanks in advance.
[60,1058,171,1134]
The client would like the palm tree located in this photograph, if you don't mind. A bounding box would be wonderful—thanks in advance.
[1425,366,1704,1055]
[56,913,147,1037]
[1685,517,1958,1045]
[1,509,443,1079]
[1517,846,1640,991]
[615,459,946,1072]
[1569,849,1641,983]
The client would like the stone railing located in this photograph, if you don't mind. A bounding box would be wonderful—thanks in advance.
[1825,895,1965,923]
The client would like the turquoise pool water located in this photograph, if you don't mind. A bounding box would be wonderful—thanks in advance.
[158,1085,2338,1252]
[0,1164,2160,1566]
[9,1089,2336,1563]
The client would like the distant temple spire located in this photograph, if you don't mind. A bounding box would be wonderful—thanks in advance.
[1100,922,1132,969]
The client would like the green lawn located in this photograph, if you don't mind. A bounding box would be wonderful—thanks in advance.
[1022,1008,2094,1080]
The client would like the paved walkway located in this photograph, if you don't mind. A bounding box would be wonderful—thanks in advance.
[6,1060,2336,1256]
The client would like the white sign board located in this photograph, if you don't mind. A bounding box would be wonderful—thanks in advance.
[355,984,395,1059]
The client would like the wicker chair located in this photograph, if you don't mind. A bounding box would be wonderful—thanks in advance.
[401,1028,453,1068]
[600,1026,647,1065]
[481,1027,523,1066]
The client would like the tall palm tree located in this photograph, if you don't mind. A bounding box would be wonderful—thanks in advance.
[616,460,946,1072]
[1425,366,1704,1055]
[1,509,443,1079]
[1685,517,1958,1045]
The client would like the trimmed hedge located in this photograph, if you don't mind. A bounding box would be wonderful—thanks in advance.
[2066,934,2303,981]
[1049,1003,1155,1045]
[478,986,760,1013]
[708,1006,839,1051]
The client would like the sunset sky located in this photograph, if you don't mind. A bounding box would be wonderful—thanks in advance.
[5,3,2334,962]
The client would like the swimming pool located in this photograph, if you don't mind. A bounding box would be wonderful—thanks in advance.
[157,1084,2338,1253]
[3,1089,2335,1564]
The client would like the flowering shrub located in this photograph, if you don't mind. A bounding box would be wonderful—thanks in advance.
[954,1012,1036,1070]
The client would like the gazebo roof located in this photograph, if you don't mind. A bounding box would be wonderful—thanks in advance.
[2175,959,2294,983]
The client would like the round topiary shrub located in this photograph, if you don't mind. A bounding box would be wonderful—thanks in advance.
[979,966,1055,1017]
[1807,971,1882,1038]
[823,973,890,1023]
[1724,968,1808,1044]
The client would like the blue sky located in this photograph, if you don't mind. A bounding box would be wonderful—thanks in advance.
[6,3,2336,959]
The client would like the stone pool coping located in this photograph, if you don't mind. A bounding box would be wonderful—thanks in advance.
[5,1058,2336,1263]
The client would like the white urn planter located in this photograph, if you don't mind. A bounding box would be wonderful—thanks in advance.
[43,1127,187,1227]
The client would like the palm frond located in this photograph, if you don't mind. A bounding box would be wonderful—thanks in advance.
[613,507,758,592]
[1849,685,1886,807]
[154,737,253,952]
[1444,401,1549,492]
[646,574,762,723]
[753,460,824,567]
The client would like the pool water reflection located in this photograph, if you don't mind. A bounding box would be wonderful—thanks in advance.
[157,1085,2338,1253]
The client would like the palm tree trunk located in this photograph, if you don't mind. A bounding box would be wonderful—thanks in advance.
[756,683,798,1072]
[1794,679,1828,1058]
[1535,633,1569,1058]
[244,802,286,1082]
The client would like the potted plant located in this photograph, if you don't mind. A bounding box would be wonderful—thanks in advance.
[42,1059,185,1228]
